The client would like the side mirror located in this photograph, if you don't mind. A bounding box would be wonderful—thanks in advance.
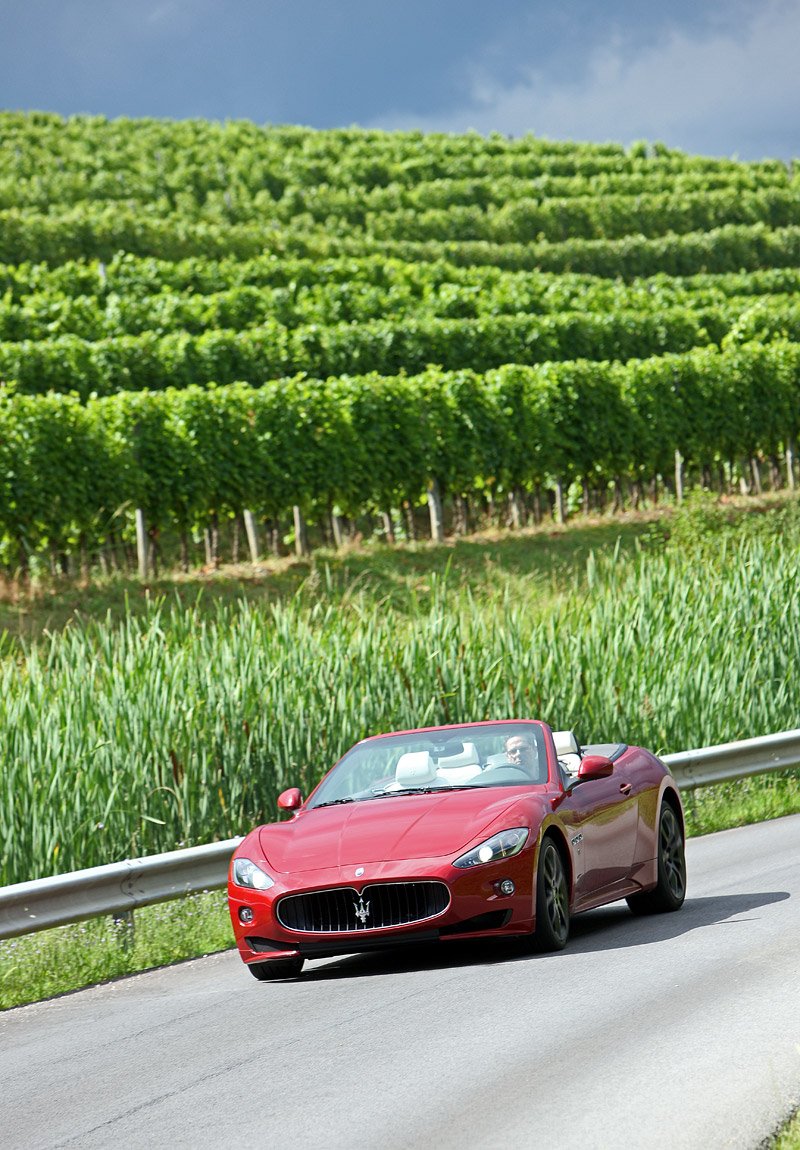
[577,754,614,782]
[277,787,303,811]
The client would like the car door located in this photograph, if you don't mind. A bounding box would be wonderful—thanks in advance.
[558,764,639,907]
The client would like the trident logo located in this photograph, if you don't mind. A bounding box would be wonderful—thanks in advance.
[353,896,371,925]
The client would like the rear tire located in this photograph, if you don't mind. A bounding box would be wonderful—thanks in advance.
[627,802,686,915]
[532,837,570,951]
[248,956,304,981]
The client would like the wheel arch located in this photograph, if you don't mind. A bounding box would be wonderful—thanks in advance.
[540,824,573,904]
[660,782,685,838]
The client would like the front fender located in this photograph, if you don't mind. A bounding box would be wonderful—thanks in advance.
[536,814,577,907]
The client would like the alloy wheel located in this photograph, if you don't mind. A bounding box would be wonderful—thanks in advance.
[660,806,686,901]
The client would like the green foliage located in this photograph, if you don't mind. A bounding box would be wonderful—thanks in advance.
[356,223,800,278]
[1,112,800,561]
[0,392,113,561]
[666,491,741,551]
[0,338,799,556]
[0,305,728,397]
[666,489,800,555]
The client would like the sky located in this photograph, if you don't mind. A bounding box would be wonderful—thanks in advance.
[1,0,799,161]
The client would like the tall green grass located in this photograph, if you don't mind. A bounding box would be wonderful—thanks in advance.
[2,533,799,886]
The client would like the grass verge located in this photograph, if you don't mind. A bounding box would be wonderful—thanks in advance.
[0,891,232,1011]
[682,771,800,837]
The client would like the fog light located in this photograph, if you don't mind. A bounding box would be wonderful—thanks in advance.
[499,879,515,896]
[239,907,254,925]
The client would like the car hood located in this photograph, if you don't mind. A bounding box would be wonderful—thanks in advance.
[258,789,539,873]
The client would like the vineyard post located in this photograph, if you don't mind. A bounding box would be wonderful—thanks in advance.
[738,459,751,495]
[135,508,149,578]
[427,480,444,542]
[331,512,345,549]
[508,489,524,529]
[293,505,310,557]
[554,479,566,524]
[243,509,261,563]
[674,449,684,503]
[786,438,796,490]
[381,511,396,543]
[751,458,763,494]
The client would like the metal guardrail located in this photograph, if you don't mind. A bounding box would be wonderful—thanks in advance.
[0,838,241,942]
[1,729,798,942]
[662,727,800,789]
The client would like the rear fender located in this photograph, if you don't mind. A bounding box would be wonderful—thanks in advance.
[630,778,684,890]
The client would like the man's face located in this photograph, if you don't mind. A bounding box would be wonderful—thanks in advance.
[506,737,536,769]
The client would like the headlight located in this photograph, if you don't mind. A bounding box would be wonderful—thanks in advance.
[453,828,529,869]
[232,858,275,890]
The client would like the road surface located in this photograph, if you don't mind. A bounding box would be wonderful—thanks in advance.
[1,815,798,1149]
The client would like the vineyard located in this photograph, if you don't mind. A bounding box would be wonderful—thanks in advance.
[1,112,799,569]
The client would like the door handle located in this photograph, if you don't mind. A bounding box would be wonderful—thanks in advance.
[619,783,632,795]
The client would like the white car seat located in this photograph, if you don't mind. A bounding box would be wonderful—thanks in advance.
[392,750,439,788]
[436,741,482,784]
[553,730,582,778]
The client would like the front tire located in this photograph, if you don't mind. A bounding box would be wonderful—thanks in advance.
[627,802,686,915]
[248,956,305,981]
[532,837,570,951]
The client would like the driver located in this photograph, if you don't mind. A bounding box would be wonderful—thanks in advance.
[504,734,539,779]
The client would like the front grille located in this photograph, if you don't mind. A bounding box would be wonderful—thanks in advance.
[277,881,450,933]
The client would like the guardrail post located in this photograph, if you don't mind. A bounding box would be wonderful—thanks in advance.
[112,909,135,951]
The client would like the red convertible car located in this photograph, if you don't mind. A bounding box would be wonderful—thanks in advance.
[228,719,686,980]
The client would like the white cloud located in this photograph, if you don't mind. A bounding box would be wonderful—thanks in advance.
[372,0,800,159]
[146,4,181,26]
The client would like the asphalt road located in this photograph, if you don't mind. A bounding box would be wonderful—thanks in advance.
[1,814,798,1150]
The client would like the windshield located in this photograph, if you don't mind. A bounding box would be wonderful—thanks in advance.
[307,722,549,808]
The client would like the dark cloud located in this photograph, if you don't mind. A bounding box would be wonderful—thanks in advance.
[0,0,797,158]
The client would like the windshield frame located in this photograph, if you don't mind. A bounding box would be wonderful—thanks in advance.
[306,720,552,810]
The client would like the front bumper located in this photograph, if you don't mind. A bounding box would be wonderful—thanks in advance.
[228,850,536,965]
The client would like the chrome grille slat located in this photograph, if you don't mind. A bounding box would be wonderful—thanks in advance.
[277,881,450,933]
[340,890,347,931]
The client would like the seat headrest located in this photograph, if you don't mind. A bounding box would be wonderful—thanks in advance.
[436,741,479,769]
[395,751,438,787]
[553,730,580,758]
